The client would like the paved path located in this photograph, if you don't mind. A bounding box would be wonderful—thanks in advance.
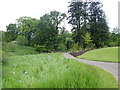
[63,52,119,82]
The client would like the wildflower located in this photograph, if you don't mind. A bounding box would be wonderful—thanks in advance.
[34,61,36,63]
[19,80,22,82]
[43,58,45,60]
[12,72,15,74]
[13,64,17,67]
[23,70,27,75]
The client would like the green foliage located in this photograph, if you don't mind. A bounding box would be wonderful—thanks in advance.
[82,32,94,49]
[71,42,79,51]
[86,43,95,50]
[82,32,93,44]
[3,53,118,88]
[15,35,28,45]
[35,45,47,52]
[108,42,117,47]
[5,43,16,52]
[109,32,120,46]
[78,47,119,62]
[82,32,93,45]
[16,16,39,46]
[57,44,67,52]
[3,43,37,56]
[89,23,109,48]
[0,50,8,65]
[6,24,18,42]
[68,1,109,48]
[117,38,120,46]
[65,38,74,50]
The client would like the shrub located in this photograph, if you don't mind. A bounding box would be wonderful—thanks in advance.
[85,43,95,50]
[103,45,109,48]
[109,42,117,47]
[35,45,47,52]
[71,42,79,51]
[0,50,7,65]
[65,38,74,50]
[6,43,16,52]
[58,44,67,52]
[15,35,28,45]
[117,38,120,46]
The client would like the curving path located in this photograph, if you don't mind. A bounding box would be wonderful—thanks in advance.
[63,52,119,82]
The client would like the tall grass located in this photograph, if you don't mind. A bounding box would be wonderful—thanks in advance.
[2,53,118,88]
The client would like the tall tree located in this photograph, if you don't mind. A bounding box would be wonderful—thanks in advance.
[5,24,18,42]
[16,16,39,46]
[68,1,89,46]
[36,11,66,51]
[88,1,109,47]
[68,0,109,48]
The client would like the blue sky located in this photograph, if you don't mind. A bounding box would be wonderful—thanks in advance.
[0,0,119,32]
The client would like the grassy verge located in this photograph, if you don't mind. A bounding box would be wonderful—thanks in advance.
[77,47,119,63]
[2,53,118,88]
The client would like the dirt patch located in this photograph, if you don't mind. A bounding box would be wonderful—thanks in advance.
[69,49,92,57]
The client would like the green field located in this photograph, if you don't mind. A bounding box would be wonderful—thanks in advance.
[2,44,118,88]
[77,47,119,63]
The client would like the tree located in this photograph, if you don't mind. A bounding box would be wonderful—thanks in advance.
[68,1,85,46]
[6,24,18,42]
[37,18,56,51]
[82,32,93,49]
[88,1,109,48]
[16,16,39,46]
[68,0,109,48]
[36,11,66,51]
[89,22,109,48]
[49,11,66,32]
[82,32,93,44]
[15,35,28,45]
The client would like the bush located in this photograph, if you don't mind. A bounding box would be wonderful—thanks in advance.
[5,43,16,52]
[58,44,67,52]
[71,42,79,51]
[35,45,47,52]
[85,43,95,50]
[15,35,28,45]
[117,38,120,46]
[109,42,117,47]
[0,50,7,65]
[65,38,74,50]
[103,45,109,48]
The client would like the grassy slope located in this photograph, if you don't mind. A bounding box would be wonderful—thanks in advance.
[7,44,37,56]
[2,44,118,88]
[2,53,118,87]
[77,47,119,63]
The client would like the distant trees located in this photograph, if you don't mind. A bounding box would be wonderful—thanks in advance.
[68,0,109,48]
[4,24,18,42]
[3,10,69,52]
[15,35,28,45]
[34,11,67,51]
[16,16,39,46]
[109,27,120,47]
[2,1,118,52]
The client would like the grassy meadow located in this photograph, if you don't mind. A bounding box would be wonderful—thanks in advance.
[77,47,119,63]
[2,44,118,88]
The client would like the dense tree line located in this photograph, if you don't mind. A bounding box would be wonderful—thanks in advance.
[1,0,120,52]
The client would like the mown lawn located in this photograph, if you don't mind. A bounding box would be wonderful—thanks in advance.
[2,54,118,88]
[77,47,119,63]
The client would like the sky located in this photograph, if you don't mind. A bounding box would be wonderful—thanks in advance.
[0,0,119,32]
